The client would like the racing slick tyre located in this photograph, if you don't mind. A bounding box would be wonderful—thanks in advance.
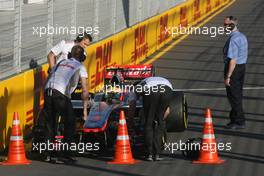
[166,91,188,132]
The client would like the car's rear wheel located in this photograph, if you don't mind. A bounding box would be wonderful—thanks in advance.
[166,91,188,132]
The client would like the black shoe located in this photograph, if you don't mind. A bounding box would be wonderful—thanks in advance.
[145,155,153,161]
[43,152,58,163]
[235,123,246,129]
[225,122,236,129]
[154,155,163,161]
[55,155,77,164]
[53,157,65,164]
[44,155,52,162]
[64,155,77,163]
[43,155,64,164]
[225,122,245,129]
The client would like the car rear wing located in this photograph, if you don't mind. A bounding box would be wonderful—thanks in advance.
[104,64,154,81]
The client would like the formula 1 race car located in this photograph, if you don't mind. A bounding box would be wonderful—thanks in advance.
[71,64,188,152]
[30,64,188,157]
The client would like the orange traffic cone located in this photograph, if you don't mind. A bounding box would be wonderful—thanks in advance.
[1,112,31,165]
[108,110,137,164]
[193,108,225,164]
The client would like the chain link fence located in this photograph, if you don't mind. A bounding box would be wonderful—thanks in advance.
[0,0,185,80]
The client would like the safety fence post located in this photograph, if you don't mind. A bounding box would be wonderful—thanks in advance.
[13,0,22,73]
[47,0,54,54]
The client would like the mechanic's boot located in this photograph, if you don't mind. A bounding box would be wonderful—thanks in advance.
[57,155,77,164]
[145,154,153,161]
[225,122,236,129]
[53,157,65,164]
[44,151,58,163]
[61,151,77,164]
[225,122,245,129]
[154,155,163,161]
[44,155,52,162]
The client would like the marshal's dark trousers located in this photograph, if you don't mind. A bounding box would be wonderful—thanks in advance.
[143,86,172,155]
[225,63,246,125]
[43,89,76,146]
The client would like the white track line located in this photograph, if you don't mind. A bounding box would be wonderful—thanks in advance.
[173,87,264,92]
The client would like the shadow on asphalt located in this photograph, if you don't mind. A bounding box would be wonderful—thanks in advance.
[219,151,264,164]
[186,125,264,141]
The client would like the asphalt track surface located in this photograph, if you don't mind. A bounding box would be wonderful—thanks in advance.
[1,0,264,175]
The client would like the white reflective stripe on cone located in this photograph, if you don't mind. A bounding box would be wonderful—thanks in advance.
[203,134,215,139]
[13,120,20,125]
[117,135,129,140]
[10,136,23,141]
[119,119,126,125]
[205,118,212,123]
